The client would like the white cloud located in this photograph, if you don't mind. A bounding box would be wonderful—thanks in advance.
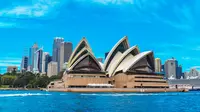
[83,0,134,5]
[0,60,21,63]
[0,22,16,28]
[191,66,200,69]
[151,43,183,48]
[0,57,21,67]
[169,44,183,48]
[155,52,167,56]
[0,63,20,67]
[0,0,59,18]
[181,57,200,62]
[182,57,191,60]
[0,57,21,73]
[151,3,194,31]
[192,46,200,51]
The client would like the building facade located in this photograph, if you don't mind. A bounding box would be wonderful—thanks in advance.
[97,58,103,63]
[47,62,58,77]
[42,52,52,74]
[176,65,183,79]
[28,43,38,71]
[21,56,28,72]
[155,58,161,73]
[60,42,73,71]
[52,37,64,72]
[34,48,43,73]
[105,52,109,60]
[60,37,169,89]
[186,68,200,79]
[164,58,178,79]
[7,66,18,73]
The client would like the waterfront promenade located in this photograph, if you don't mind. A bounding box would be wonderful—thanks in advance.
[47,88,188,93]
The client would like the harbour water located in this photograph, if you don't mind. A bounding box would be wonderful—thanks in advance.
[0,90,199,112]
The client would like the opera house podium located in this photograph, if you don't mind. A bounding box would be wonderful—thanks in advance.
[61,36,169,89]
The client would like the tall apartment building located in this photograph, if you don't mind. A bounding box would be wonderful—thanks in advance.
[28,43,38,71]
[21,56,28,72]
[164,58,178,79]
[60,42,73,71]
[176,65,183,79]
[47,62,58,77]
[155,58,161,73]
[52,37,64,72]
[34,48,43,73]
[42,52,52,74]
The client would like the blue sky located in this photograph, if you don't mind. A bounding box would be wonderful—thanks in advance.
[0,0,199,73]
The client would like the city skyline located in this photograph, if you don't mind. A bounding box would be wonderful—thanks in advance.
[0,0,200,73]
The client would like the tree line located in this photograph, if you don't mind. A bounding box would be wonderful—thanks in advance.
[0,71,63,88]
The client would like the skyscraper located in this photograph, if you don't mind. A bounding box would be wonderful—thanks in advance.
[105,52,109,59]
[52,37,64,72]
[164,58,178,79]
[60,42,73,71]
[97,58,103,63]
[155,58,161,73]
[20,56,28,72]
[186,68,200,79]
[34,48,43,73]
[47,62,58,77]
[161,65,165,73]
[42,52,52,74]
[28,43,38,71]
[176,65,182,79]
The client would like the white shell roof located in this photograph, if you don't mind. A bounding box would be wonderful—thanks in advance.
[68,47,93,68]
[114,51,153,74]
[69,52,104,72]
[66,36,155,77]
[104,36,130,71]
[108,45,140,77]
[68,37,91,67]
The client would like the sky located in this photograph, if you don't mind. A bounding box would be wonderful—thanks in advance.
[0,0,199,73]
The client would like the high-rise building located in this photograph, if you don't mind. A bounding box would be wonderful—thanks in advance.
[20,56,28,72]
[164,58,178,79]
[161,65,165,73]
[155,58,161,73]
[34,48,43,73]
[47,62,58,77]
[186,68,200,79]
[97,58,103,63]
[28,43,38,71]
[105,52,109,59]
[176,65,182,79]
[42,52,52,74]
[60,42,73,71]
[183,72,188,79]
[52,37,64,72]
[7,66,18,73]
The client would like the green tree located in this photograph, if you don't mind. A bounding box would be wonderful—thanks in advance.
[13,72,35,88]
[35,76,50,88]
[1,75,17,86]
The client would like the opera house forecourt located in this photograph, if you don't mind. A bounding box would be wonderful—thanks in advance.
[48,36,187,93]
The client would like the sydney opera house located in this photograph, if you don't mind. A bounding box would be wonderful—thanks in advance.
[58,36,169,89]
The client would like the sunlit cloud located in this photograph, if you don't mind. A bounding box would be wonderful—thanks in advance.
[0,57,21,67]
[91,0,134,5]
[0,22,16,28]
[0,0,60,18]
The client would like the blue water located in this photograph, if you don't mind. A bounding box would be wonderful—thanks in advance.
[0,90,199,112]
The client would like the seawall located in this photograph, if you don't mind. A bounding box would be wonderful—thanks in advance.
[46,88,188,93]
